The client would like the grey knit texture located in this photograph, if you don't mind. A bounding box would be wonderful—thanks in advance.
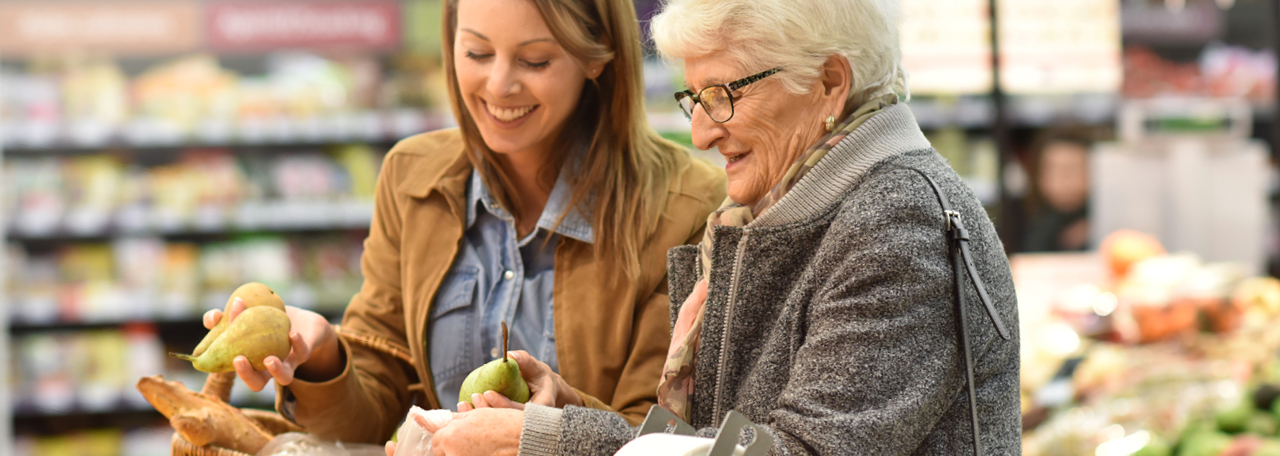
[524,104,1022,456]
[520,404,564,455]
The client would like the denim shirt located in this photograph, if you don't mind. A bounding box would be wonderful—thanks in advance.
[428,168,593,410]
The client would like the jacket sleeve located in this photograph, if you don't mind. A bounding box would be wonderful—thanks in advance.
[274,153,416,443]
[572,172,721,426]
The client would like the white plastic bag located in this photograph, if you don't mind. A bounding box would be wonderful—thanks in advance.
[255,432,385,456]
[392,406,455,456]
[614,433,745,456]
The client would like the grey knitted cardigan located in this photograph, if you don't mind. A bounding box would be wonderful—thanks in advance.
[518,103,1021,455]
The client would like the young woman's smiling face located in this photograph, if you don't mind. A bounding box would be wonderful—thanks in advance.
[454,0,591,160]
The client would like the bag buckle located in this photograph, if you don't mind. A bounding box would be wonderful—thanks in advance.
[944,210,961,231]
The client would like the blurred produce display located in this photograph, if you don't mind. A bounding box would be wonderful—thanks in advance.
[5,233,365,326]
[1019,231,1280,456]
[0,52,449,148]
[1123,44,1277,105]
[4,145,381,237]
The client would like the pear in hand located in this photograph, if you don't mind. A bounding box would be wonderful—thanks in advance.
[193,282,285,356]
[171,306,291,373]
[459,321,530,406]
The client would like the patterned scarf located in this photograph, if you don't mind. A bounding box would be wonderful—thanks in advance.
[656,94,898,421]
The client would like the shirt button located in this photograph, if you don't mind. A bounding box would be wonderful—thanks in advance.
[490,347,501,358]
[503,270,515,280]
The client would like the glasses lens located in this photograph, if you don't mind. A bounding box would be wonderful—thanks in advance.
[700,86,732,122]
[676,93,695,119]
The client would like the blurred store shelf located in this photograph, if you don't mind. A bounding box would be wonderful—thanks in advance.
[0,109,454,152]
[7,309,342,334]
[7,200,373,241]
[910,95,1120,130]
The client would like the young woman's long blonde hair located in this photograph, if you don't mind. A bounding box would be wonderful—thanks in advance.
[443,0,687,280]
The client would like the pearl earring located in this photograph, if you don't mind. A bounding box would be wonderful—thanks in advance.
[825,115,836,132]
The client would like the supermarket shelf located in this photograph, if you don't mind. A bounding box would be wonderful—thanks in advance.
[14,404,161,421]
[909,97,996,129]
[0,110,456,152]
[9,317,208,334]
[7,200,374,242]
[12,408,166,435]
[8,310,344,334]
[4,110,707,151]
[13,401,277,420]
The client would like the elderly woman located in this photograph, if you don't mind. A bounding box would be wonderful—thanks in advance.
[410,0,1021,454]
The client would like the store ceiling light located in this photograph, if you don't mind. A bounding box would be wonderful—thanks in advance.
[1215,0,1235,8]
[1164,0,1185,13]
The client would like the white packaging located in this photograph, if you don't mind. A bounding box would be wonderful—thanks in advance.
[393,406,455,456]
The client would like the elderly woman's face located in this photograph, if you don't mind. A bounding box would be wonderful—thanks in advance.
[453,0,591,158]
[684,54,834,206]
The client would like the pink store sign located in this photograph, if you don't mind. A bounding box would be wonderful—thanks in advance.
[206,1,400,51]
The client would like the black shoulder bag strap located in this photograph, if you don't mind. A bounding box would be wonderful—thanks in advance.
[898,167,1012,456]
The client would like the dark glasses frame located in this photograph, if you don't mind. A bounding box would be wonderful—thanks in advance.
[675,67,781,123]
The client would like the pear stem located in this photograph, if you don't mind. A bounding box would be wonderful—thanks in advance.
[502,321,509,362]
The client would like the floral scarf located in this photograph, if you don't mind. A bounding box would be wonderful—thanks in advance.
[656,94,898,422]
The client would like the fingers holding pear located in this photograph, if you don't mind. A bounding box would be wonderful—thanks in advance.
[458,321,531,407]
[171,305,292,374]
[193,283,285,356]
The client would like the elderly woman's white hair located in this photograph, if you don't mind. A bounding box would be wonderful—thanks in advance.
[651,0,909,106]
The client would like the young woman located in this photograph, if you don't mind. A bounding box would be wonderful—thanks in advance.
[205,0,725,443]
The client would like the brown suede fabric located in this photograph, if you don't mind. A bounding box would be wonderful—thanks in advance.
[274,128,727,443]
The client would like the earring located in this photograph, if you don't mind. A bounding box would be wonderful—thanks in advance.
[825,115,836,132]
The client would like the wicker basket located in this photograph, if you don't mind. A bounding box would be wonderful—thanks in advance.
[170,372,305,456]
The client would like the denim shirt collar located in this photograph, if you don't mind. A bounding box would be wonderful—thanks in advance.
[465,166,595,244]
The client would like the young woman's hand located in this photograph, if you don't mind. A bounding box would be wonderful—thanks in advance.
[457,350,583,411]
[201,299,342,391]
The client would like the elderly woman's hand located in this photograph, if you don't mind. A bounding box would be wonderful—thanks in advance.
[421,408,523,456]
[458,350,583,411]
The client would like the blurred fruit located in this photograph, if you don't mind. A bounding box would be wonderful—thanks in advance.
[1220,435,1263,456]
[1235,277,1280,315]
[1256,438,1280,456]
[1177,430,1233,456]
[1136,435,1173,456]
[1100,230,1165,279]
[1218,401,1254,434]
[1248,413,1278,436]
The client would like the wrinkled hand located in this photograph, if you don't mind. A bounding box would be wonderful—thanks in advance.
[457,350,583,412]
[422,408,522,456]
[202,299,341,391]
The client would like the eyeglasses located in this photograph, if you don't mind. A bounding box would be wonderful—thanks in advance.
[675,67,781,123]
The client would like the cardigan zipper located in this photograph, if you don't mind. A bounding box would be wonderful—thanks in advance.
[713,231,750,423]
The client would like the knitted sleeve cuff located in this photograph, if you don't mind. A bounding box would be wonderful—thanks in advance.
[519,403,564,456]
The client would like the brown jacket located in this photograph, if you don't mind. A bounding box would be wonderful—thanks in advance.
[276,129,726,443]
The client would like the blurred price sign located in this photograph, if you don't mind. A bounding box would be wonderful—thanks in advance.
[900,0,993,95]
[206,1,401,52]
[0,1,200,56]
[998,0,1122,94]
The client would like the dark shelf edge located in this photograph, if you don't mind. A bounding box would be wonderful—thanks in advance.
[9,310,344,333]
[6,222,372,243]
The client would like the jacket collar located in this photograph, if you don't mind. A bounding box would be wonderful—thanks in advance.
[464,167,595,244]
[750,102,933,227]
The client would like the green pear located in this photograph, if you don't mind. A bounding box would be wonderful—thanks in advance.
[194,282,286,356]
[171,306,291,373]
[459,321,530,406]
